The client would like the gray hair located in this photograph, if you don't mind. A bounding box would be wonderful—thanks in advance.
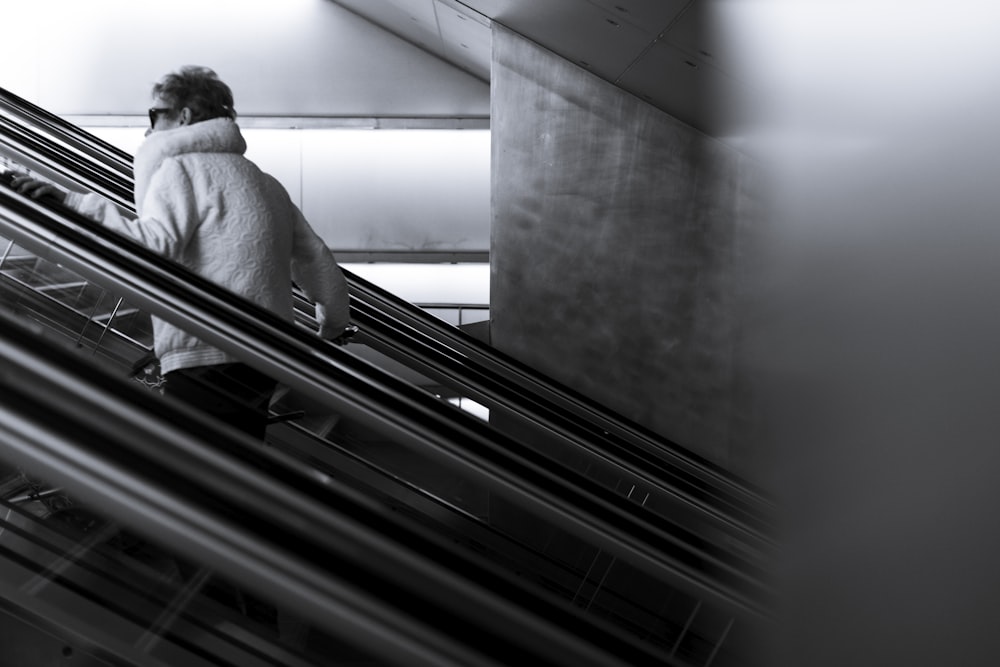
[152,65,236,124]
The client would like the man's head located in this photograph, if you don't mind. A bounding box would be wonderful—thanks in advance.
[148,65,236,133]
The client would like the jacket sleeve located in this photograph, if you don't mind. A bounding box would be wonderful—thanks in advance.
[64,158,199,261]
[63,191,125,226]
[289,205,351,338]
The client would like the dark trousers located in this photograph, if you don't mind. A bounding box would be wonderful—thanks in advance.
[161,363,281,631]
[162,363,277,441]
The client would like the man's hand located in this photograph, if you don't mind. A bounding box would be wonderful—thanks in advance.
[331,324,359,346]
[315,303,357,345]
[7,174,68,204]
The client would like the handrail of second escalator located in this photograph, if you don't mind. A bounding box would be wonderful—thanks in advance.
[0,101,773,523]
[0,186,773,620]
[0,309,680,667]
[0,116,134,210]
[0,86,133,177]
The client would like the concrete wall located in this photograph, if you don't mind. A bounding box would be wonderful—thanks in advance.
[490,25,761,475]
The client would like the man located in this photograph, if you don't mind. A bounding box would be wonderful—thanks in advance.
[12,65,352,440]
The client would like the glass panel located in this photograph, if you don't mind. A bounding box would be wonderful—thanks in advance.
[447,396,490,421]
[458,306,490,325]
[0,235,154,380]
[5,133,764,558]
[165,332,760,664]
[424,307,460,326]
[0,155,764,664]
[0,255,758,665]
[0,461,384,666]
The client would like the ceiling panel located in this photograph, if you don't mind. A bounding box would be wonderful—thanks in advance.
[434,0,491,25]
[449,0,518,21]
[584,0,689,36]
[618,38,750,138]
[464,0,657,81]
[336,0,440,50]
[663,0,745,79]
[387,0,439,25]
[333,0,490,81]
[435,1,492,80]
[331,0,748,137]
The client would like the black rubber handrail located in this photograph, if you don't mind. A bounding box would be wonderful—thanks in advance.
[0,84,768,498]
[0,309,684,667]
[0,91,774,532]
[0,86,133,177]
[335,293,772,547]
[0,115,133,209]
[341,269,771,502]
[0,135,773,581]
[0,265,740,654]
[0,186,772,619]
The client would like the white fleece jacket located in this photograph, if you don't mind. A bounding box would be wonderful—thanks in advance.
[64,117,350,375]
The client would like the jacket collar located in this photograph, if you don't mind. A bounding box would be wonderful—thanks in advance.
[133,118,247,212]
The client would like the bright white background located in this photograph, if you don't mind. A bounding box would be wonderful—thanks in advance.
[87,125,491,306]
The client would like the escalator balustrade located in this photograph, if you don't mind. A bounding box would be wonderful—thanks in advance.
[0,98,774,665]
[0,311,694,667]
[0,202,767,664]
[0,91,773,552]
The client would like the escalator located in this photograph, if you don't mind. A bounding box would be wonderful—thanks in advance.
[0,85,773,556]
[0,308,683,667]
[0,86,773,544]
[0,90,774,665]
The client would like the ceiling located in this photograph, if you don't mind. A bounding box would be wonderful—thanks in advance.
[328,0,752,138]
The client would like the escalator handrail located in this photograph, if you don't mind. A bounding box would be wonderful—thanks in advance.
[0,248,761,644]
[0,249,713,644]
[0,116,134,212]
[0,176,771,568]
[0,310,683,667]
[0,86,134,177]
[335,295,774,548]
[0,100,774,518]
[0,187,772,619]
[0,118,774,570]
[343,269,773,502]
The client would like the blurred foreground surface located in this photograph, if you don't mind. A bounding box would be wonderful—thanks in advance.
[736,2,1000,664]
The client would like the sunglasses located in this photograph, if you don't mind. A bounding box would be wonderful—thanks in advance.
[148,107,172,128]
